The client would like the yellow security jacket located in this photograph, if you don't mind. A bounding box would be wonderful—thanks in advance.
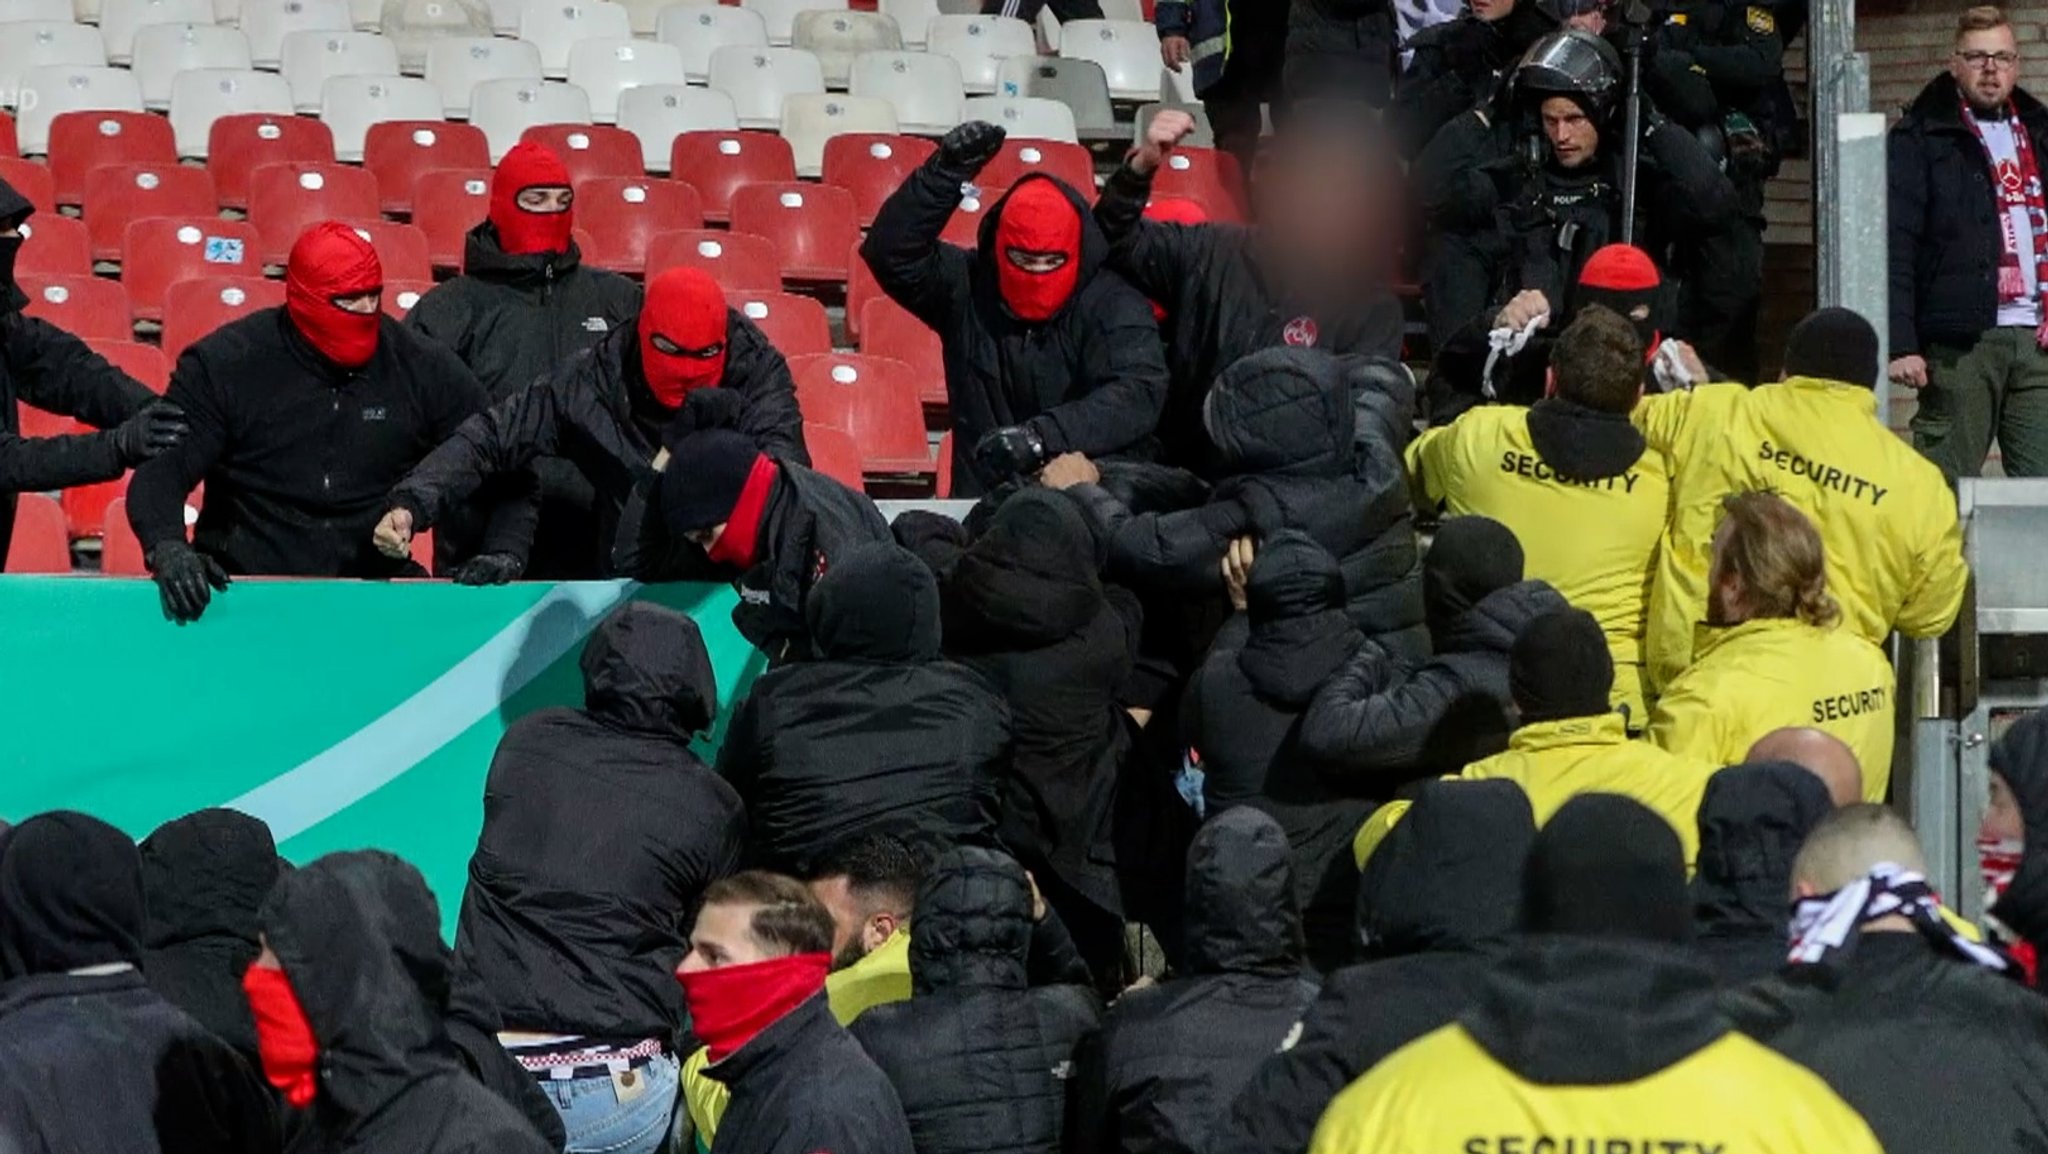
[1634,377,1966,692]
[1407,405,1669,725]
[1458,712,1717,868]
[1648,618,1896,802]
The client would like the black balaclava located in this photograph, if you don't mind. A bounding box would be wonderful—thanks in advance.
[1524,793,1692,944]
[0,810,146,978]
[1509,607,1614,724]
[1423,515,1525,639]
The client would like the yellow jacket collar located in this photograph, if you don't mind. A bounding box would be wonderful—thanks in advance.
[1775,376,1879,416]
[1509,711,1630,753]
[1691,615,1816,660]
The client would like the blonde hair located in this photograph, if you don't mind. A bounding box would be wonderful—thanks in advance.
[1711,490,1841,629]
[1958,5,2010,40]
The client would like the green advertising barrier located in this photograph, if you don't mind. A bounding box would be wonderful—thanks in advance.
[0,576,765,934]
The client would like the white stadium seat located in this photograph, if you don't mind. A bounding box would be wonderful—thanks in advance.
[280,29,400,111]
[98,0,215,65]
[780,92,895,177]
[1056,18,1160,102]
[0,22,108,108]
[422,34,539,116]
[133,23,252,109]
[618,0,704,35]
[617,83,736,172]
[791,9,900,89]
[566,37,685,123]
[876,0,936,47]
[657,3,765,85]
[706,43,822,131]
[168,67,292,156]
[740,0,843,46]
[0,0,73,21]
[847,49,960,136]
[515,0,630,78]
[925,14,1033,96]
[468,76,590,161]
[319,72,442,159]
[961,94,1077,144]
[241,0,354,68]
[379,0,493,73]
[16,66,142,154]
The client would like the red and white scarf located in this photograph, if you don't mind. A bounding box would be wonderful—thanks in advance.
[1966,94,2048,337]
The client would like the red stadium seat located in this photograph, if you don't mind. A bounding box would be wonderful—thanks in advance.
[17,213,91,278]
[728,181,859,283]
[729,291,831,359]
[979,139,1095,197]
[21,275,132,342]
[941,183,1002,247]
[821,132,934,225]
[668,130,795,223]
[859,297,944,405]
[802,421,864,490]
[6,493,70,572]
[845,238,880,342]
[120,217,264,322]
[0,158,54,214]
[100,497,149,574]
[63,470,127,540]
[1150,144,1243,220]
[0,111,16,160]
[207,114,337,212]
[934,429,952,497]
[46,111,177,207]
[573,177,703,274]
[87,338,168,391]
[336,219,433,283]
[16,402,73,439]
[246,161,380,265]
[645,229,780,293]
[789,352,931,475]
[82,162,218,261]
[160,275,285,361]
[410,167,491,270]
[363,121,489,216]
[382,278,434,319]
[520,124,643,184]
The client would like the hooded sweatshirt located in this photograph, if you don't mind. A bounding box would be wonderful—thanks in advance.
[1690,761,1833,984]
[1067,809,1319,1154]
[139,807,283,1063]
[717,542,1009,874]
[452,602,744,1044]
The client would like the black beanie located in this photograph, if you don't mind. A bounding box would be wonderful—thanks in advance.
[660,429,763,536]
[1524,793,1692,944]
[1509,607,1613,723]
[1782,306,1879,390]
[1423,516,1524,635]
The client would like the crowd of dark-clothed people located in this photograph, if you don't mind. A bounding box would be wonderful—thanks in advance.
[3,0,2048,1150]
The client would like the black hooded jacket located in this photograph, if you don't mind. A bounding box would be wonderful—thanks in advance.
[1298,578,1570,789]
[1066,809,1319,1154]
[1992,708,2048,965]
[452,603,745,1045]
[1690,761,1832,985]
[389,314,806,578]
[850,847,1101,1154]
[703,991,913,1154]
[718,542,1008,874]
[861,164,1170,496]
[263,851,554,1154]
[940,489,1144,919]
[1209,780,1534,1154]
[0,811,280,1154]
[1391,3,1560,157]
[1068,350,1427,656]
[1179,532,1375,970]
[139,808,283,1064]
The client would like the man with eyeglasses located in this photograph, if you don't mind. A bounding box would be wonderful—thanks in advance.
[1890,4,2048,479]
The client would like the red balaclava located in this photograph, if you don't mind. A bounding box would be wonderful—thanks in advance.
[994,178,1083,323]
[1572,243,1663,356]
[1141,197,1208,322]
[489,141,574,257]
[675,952,830,1063]
[639,267,730,408]
[243,964,320,1108]
[285,222,382,369]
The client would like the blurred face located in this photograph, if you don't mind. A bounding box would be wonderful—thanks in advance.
[516,185,573,214]
[1470,0,1513,21]
[1254,139,1392,285]
[678,901,773,973]
[1542,97,1600,168]
[1984,773,2026,844]
[1953,25,2021,113]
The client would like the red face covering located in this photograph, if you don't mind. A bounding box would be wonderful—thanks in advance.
[489,142,574,257]
[674,952,830,1063]
[243,964,320,1109]
[640,267,730,408]
[285,222,382,369]
[994,179,1083,323]
[704,455,779,569]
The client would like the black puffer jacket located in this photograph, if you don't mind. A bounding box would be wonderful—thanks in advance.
[850,847,1101,1154]
[1208,780,1534,1154]
[1888,74,2048,356]
[1298,578,1570,789]
[862,165,1169,496]
[1284,0,1396,103]
[1070,350,1426,659]
[1691,761,1832,985]
[452,602,744,1044]
[704,992,913,1154]
[1067,809,1319,1154]
[139,807,283,1064]
[1179,531,1374,970]
[941,489,1144,920]
[718,542,1009,874]
[265,851,555,1154]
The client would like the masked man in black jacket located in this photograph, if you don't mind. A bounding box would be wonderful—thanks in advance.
[381,266,806,578]
[139,807,285,1065]
[861,121,1169,496]
[1689,760,1835,985]
[452,601,743,1154]
[128,221,536,621]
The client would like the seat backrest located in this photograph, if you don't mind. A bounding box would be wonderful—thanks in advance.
[667,129,794,221]
[81,161,218,260]
[336,217,433,281]
[318,73,445,161]
[847,49,963,135]
[0,158,53,214]
[960,95,1078,145]
[6,492,71,573]
[422,35,541,118]
[280,29,401,112]
[17,213,91,279]
[728,181,859,283]
[1152,144,1243,218]
[821,131,933,225]
[378,0,494,73]
[980,136,1093,193]
[565,37,685,123]
[17,67,143,156]
[46,109,174,206]
[119,216,264,321]
[858,295,943,396]
[924,14,1033,95]
[644,228,780,292]
[101,497,152,573]
[742,0,845,45]
[409,166,490,267]
[132,24,253,111]
[169,68,294,157]
[802,421,864,490]
[100,0,217,64]
[616,84,737,173]
[381,277,434,319]
[519,122,643,182]
[779,93,898,179]
[246,161,381,262]
[241,0,354,68]
[939,179,1001,246]
[160,274,286,361]
[469,78,591,161]
[789,352,927,466]
[88,338,168,392]
[361,119,484,213]
[0,22,107,102]
[515,0,631,77]
[731,291,832,359]
[0,0,74,21]
[875,0,938,47]
[792,9,901,87]
[570,175,702,273]
[657,3,766,84]
[994,54,1114,139]
[705,43,823,130]
[21,274,133,342]
[1056,18,1160,101]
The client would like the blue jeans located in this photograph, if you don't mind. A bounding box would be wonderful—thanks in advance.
[542,1053,681,1154]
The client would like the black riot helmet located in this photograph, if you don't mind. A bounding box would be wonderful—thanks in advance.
[1512,29,1622,118]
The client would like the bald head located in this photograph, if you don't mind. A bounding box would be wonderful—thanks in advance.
[1747,728,1863,806]
[1791,804,1927,897]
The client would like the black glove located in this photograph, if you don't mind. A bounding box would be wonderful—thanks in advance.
[973,425,1047,482]
[148,540,229,624]
[936,120,1006,179]
[112,402,189,466]
[451,552,523,586]
[664,388,748,450]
